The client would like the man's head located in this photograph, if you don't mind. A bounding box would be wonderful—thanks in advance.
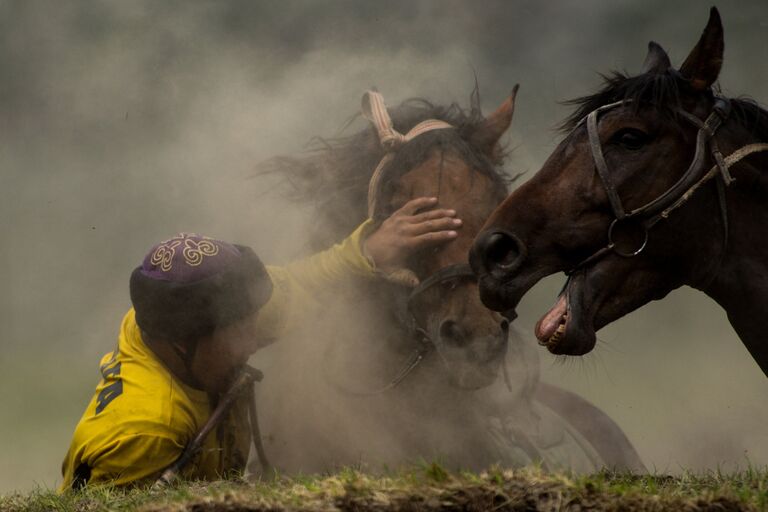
[130,233,272,392]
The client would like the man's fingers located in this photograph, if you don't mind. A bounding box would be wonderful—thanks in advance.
[407,208,457,223]
[408,230,458,249]
[406,217,462,236]
[366,197,461,272]
[394,197,438,216]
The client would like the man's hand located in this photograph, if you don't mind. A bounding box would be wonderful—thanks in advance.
[363,197,462,275]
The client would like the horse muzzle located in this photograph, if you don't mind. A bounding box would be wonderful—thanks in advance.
[469,229,531,313]
[432,318,509,390]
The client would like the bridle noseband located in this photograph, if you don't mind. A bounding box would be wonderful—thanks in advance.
[406,263,478,311]
[567,92,753,277]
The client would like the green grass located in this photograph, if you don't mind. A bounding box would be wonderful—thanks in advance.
[3,465,768,511]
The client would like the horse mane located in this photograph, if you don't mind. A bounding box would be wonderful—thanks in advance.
[561,70,768,142]
[260,94,513,250]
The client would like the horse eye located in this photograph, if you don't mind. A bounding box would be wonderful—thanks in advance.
[611,128,649,150]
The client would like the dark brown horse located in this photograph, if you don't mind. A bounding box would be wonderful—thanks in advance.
[257,88,644,472]
[470,8,768,376]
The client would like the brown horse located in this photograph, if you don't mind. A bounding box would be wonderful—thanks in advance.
[266,89,517,391]
[257,88,644,472]
[470,9,768,376]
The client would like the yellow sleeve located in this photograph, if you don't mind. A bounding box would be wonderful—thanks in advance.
[254,220,376,345]
[67,432,184,488]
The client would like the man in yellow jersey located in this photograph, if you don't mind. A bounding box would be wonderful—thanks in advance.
[60,197,461,489]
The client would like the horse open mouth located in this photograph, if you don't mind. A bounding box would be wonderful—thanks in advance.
[534,275,597,355]
[535,294,568,348]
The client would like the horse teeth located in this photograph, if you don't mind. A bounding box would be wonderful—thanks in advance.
[545,319,567,348]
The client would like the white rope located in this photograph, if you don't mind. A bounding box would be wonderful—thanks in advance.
[362,90,453,218]
[660,143,768,219]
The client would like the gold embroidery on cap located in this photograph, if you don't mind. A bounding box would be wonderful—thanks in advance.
[150,240,182,272]
[183,239,219,266]
[150,233,221,271]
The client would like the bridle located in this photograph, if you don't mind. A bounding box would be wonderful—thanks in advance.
[567,91,768,281]
[324,91,499,396]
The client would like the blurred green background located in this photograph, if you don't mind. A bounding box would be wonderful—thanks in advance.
[1,0,767,493]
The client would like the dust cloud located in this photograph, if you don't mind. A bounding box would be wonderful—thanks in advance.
[1,0,767,493]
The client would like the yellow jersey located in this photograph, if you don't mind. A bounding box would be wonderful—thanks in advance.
[60,221,374,489]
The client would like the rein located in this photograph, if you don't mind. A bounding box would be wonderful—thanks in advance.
[567,92,768,281]
[154,365,271,487]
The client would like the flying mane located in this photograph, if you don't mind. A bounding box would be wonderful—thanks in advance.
[561,70,768,139]
[260,92,513,251]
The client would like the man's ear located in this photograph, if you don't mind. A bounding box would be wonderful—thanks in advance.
[470,84,519,162]
[679,7,724,90]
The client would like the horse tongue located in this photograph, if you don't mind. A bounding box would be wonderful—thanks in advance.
[535,295,567,342]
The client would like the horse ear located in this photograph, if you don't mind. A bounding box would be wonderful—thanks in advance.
[471,84,519,161]
[641,41,671,74]
[679,7,724,90]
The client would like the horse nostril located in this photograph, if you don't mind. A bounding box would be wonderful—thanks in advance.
[487,232,518,267]
[500,318,510,332]
[439,320,469,348]
[480,230,526,277]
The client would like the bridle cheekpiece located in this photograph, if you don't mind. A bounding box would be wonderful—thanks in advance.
[568,91,768,279]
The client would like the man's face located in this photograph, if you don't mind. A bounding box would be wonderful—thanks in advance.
[190,313,260,393]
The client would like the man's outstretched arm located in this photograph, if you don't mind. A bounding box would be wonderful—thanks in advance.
[254,197,461,345]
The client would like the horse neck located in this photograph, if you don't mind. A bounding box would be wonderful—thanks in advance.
[703,142,768,377]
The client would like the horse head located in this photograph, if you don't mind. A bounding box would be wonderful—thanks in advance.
[471,8,768,370]
[368,88,519,389]
[265,86,520,390]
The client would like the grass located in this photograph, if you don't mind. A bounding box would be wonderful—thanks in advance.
[3,464,768,511]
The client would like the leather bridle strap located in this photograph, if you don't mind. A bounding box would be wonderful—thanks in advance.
[323,343,430,397]
[637,99,730,221]
[407,263,477,309]
[583,97,731,223]
[586,101,628,220]
[568,93,747,275]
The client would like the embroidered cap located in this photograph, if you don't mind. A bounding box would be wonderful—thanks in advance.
[129,233,272,341]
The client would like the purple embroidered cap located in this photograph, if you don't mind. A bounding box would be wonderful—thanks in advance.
[139,233,243,282]
[129,233,273,341]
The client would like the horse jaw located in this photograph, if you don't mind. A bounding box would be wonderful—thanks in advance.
[534,257,684,357]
